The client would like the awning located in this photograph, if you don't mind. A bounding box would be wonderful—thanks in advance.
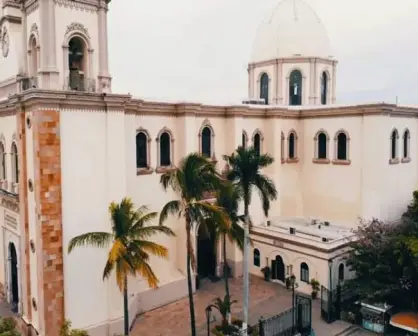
[390,312,418,333]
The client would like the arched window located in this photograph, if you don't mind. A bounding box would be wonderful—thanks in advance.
[317,132,327,159]
[281,132,285,162]
[260,73,269,105]
[337,133,347,160]
[201,126,212,158]
[253,248,260,267]
[321,72,328,105]
[338,263,344,282]
[300,262,309,283]
[391,129,398,160]
[136,132,148,168]
[242,131,247,149]
[0,143,5,180]
[288,132,296,159]
[289,70,302,106]
[29,35,39,80]
[159,132,171,166]
[11,143,18,183]
[253,133,261,156]
[68,36,88,91]
[403,129,410,159]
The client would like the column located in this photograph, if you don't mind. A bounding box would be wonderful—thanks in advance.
[38,0,59,89]
[308,59,314,104]
[98,0,112,92]
[277,60,283,104]
[332,62,337,103]
[20,7,28,76]
[273,62,278,104]
[313,59,318,104]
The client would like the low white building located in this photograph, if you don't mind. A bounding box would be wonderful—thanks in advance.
[249,217,356,295]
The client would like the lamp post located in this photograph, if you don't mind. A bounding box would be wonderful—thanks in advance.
[242,215,250,335]
[205,305,212,336]
[328,259,333,323]
[291,275,298,333]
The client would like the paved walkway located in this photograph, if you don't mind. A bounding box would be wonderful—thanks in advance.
[131,276,352,336]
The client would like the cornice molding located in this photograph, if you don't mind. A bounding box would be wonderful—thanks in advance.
[0,90,417,120]
[248,57,338,70]
[54,0,99,12]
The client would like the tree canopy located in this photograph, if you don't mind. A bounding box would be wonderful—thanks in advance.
[345,193,418,310]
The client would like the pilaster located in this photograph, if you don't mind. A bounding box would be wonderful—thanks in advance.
[32,109,64,336]
[97,0,112,93]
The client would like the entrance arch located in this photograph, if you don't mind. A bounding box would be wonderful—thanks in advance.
[9,242,19,311]
[197,223,217,279]
[271,255,285,282]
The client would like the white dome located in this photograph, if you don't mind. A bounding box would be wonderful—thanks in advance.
[250,0,333,63]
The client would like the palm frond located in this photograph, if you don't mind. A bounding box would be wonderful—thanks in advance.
[254,174,278,216]
[134,225,175,239]
[159,200,181,225]
[68,232,113,253]
[160,169,181,194]
[102,259,115,280]
[130,211,158,233]
[132,240,169,259]
[108,238,126,263]
[137,260,160,289]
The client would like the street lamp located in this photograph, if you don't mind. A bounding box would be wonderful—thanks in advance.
[242,215,250,335]
[290,275,298,333]
[205,305,212,336]
[328,259,333,323]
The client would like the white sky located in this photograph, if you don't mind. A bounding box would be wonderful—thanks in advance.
[108,0,418,105]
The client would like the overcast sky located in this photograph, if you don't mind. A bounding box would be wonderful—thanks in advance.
[108,0,418,105]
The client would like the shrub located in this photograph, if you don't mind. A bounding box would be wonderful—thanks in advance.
[0,317,20,336]
[60,320,89,336]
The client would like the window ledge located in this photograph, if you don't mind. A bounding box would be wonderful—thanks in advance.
[286,158,299,164]
[312,158,330,164]
[136,167,154,175]
[389,158,399,165]
[155,166,176,174]
[332,159,351,166]
[401,157,411,163]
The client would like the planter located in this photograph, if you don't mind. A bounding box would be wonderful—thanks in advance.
[261,267,271,281]
[311,291,318,300]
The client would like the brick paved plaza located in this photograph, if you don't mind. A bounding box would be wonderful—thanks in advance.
[131,276,353,336]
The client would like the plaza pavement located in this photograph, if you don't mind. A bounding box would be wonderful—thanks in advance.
[131,276,354,336]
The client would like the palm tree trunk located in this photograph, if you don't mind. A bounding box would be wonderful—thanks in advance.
[186,219,197,336]
[123,275,129,336]
[223,234,230,299]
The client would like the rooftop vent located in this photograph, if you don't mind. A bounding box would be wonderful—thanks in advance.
[290,227,295,235]
[322,237,328,242]
[266,220,271,226]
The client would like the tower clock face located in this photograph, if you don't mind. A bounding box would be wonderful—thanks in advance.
[2,32,9,58]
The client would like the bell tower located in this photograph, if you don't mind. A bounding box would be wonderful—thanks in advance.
[20,0,112,93]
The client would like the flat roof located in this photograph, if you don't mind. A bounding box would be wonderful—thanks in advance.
[251,216,357,250]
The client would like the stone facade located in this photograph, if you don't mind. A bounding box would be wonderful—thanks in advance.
[33,109,64,336]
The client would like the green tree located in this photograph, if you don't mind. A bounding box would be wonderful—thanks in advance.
[159,153,229,336]
[208,295,238,327]
[223,146,278,224]
[345,219,418,310]
[402,191,418,255]
[60,320,89,336]
[68,198,174,336]
[223,146,277,327]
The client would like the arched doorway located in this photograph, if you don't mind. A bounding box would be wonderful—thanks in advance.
[197,224,217,280]
[9,242,19,312]
[271,255,285,282]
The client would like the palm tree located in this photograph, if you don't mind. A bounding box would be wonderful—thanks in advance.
[159,153,230,336]
[213,184,244,301]
[68,198,175,336]
[223,146,278,328]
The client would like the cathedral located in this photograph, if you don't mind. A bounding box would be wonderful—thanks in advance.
[0,0,417,335]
